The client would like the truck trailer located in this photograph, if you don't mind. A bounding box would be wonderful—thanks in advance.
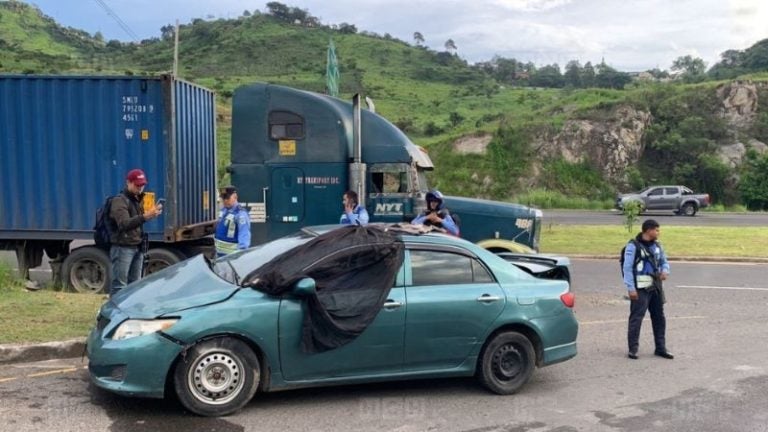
[0,74,218,293]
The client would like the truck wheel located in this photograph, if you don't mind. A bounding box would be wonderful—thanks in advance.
[681,203,697,216]
[145,248,184,275]
[477,331,535,395]
[173,337,260,417]
[61,247,110,294]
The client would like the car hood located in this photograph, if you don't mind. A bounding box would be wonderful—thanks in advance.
[109,255,239,318]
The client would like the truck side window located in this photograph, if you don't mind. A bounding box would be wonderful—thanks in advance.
[665,187,679,195]
[648,188,663,196]
[370,172,408,194]
[269,111,305,140]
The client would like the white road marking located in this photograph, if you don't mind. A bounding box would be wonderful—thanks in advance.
[676,285,768,291]
[580,316,708,325]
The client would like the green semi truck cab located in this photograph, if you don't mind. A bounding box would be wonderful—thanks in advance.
[229,83,542,252]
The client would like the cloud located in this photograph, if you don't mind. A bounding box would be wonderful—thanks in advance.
[21,0,768,71]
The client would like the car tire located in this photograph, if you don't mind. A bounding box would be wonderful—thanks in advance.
[61,246,110,294]
[477,331,535,395]
[146,248,185,275]
[681,203,697,216]
[173,337,260,417]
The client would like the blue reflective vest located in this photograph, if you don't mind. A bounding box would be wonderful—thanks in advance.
[215,204,251,256]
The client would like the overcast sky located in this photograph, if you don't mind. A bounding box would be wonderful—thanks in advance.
[22,0,768,71]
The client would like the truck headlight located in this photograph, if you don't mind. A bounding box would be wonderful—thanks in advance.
[112,319,178,340]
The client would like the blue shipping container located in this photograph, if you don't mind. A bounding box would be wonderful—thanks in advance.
[0,75,217,242]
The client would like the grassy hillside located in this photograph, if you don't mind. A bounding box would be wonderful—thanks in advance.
[3,2,768,208]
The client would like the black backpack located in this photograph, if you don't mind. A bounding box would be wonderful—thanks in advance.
[93,195,122,249]
[619,239,641,277]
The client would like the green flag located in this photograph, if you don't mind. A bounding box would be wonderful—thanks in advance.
[326,39,340,97]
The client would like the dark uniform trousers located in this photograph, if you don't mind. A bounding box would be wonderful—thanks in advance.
[628,287,666,354]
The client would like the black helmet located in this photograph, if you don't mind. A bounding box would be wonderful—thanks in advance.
[425,190,444,210]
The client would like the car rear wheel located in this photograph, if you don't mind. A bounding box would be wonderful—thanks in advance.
[173,338,260,417]
[478,331,535,395]
[681,203,697,216]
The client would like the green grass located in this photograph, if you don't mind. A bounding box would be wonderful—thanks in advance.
[513,189,614,209]
[540,225,768,257]
[0,264,104,344]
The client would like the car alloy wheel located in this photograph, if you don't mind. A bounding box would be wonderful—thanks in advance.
[174,338,260,416]
[478,331,535,395]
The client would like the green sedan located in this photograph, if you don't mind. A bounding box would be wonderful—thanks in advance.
[87,225,577,416]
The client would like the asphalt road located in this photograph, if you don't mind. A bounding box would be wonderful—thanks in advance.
[2,259,767,432]
[543,209,768,227]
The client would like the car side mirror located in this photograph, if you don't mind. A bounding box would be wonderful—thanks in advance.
[293,278,316,297]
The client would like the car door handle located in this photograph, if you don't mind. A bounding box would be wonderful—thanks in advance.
[476,294,502,303]
[383,300,403,309]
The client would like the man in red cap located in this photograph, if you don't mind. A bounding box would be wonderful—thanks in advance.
[108,168,163,296]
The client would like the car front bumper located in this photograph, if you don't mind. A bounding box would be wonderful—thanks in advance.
[87,326,183,399]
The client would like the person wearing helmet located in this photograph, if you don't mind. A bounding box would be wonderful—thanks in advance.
[411,190,460,236]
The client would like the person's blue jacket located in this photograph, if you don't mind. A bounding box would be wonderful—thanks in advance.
[215,203,251,256]
[340,205,369,225]
[411,211,459,236]
[623,239,670,293]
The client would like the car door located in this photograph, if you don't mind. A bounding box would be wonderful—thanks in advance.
[664,187,681,208]
[403,247,505,371]
[278,264,406,381]
[645,187,665,209]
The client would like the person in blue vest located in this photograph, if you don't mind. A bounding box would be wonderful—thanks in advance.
[340,190,369,225]
[623,219,673,360]
[411,190,459,236]
[215,186,251,256]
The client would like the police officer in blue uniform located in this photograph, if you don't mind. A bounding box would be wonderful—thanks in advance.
[340,190,369,225]
[623,219,673,360]
[215,186,251,256]
[411,190,459,236]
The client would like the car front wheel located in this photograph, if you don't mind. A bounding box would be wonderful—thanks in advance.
[478,331,535,395]
[173,337,260,416]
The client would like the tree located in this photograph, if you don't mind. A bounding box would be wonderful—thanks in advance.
[338,23,357,34]
[160,24,174,41]
[670,55,707,83]
[529,63,563,88]
[413,31,425,46]
[449,111,465,127]
[242,10,251,17]
[266,2,290,20]
[581,61,596,88]
[739,150,768,210]
[444,39,457,53]
[94,31,104,43]
[564,60,582,88]
[595,63,631,89]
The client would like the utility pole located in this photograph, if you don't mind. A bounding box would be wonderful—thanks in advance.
[173,19,180,76]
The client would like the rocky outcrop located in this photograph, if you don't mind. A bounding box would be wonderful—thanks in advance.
[532,104,652,184]
[453,134,493,154]
[718,139,768,168]
[716,81,759,129]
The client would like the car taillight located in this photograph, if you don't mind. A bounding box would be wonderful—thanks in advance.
[560,292,575,308]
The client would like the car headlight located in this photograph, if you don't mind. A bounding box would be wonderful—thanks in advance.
[111,319,179,340]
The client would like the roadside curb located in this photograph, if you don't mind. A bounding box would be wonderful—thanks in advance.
[0,338,86,365]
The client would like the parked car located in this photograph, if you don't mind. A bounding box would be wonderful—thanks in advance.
[87,225,578,416]
[615,185,710,216]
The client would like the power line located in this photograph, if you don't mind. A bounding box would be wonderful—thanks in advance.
[92,0,140,41]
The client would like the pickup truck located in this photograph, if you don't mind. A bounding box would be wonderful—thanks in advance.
[615,185,711,216]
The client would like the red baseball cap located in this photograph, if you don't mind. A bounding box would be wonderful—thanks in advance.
[126,169,148,186]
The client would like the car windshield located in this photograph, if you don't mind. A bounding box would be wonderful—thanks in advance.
[212,231,315,285]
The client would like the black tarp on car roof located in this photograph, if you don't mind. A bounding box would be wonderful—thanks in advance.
[248,225,405,353]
